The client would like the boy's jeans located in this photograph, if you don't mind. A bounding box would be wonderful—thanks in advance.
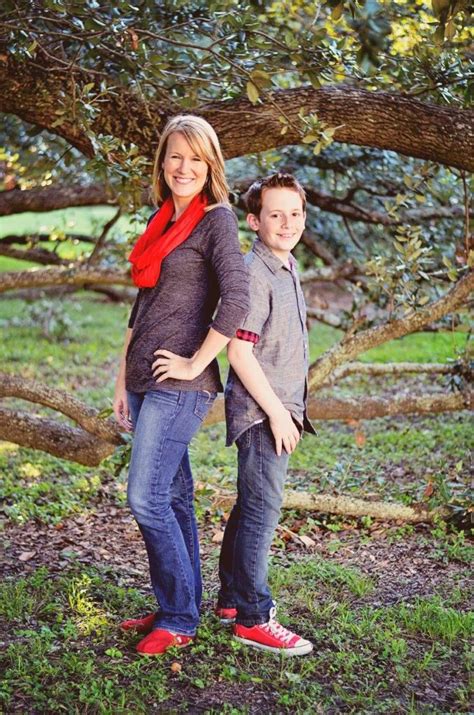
[127,388,216,636]
[218,420,289,626]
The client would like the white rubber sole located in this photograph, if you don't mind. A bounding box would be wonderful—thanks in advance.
[233,634,313,656]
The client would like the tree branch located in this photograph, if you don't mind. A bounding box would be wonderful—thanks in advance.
[0,52,473,170]
[0,372,123,444]
[308,271,474,389]
[0,265,132,293]
[0,407,116,467]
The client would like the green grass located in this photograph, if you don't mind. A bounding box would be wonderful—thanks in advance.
[308,323,470,363]
[1,284,472,712]
[1,561,472,714]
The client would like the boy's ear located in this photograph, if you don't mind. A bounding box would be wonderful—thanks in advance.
[246,213,260,231]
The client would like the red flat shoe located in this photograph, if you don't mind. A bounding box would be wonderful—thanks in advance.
[136,628,194,656]
[119,612,156,634]
[215,605,237,624]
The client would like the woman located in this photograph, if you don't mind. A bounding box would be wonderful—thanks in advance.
[113,115,249,656]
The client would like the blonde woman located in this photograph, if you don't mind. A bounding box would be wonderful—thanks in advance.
[113,115,249,656]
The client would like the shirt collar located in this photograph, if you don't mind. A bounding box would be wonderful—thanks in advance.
[252,239,294,275]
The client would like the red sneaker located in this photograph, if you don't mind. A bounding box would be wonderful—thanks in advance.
[136,628,194,656]
[233,607,313,656]
[215,605,237,624]
[119,613,156,634]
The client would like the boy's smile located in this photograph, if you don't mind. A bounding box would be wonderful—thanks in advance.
[247,187,306,265]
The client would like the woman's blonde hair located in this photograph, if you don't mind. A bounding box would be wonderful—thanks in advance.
[151,115,230,208]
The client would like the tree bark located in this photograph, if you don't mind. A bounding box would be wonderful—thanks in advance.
[326,361,462,382]
[0,244,67,265]
[0,54,473,170]
[0,181,463,227]
[0,184,115,216]
[308,271,474,389]
[0,373,123,444]
[0,407,116,466]
[203,389,471,425]
[0,265,132,293]
[212,488,449,524]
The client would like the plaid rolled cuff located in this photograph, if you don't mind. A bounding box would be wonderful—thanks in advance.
[236,328,260,345]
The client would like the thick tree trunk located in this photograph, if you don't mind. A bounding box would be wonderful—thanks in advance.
[0,54,473,170]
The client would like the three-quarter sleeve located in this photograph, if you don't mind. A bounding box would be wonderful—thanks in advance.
[127,290,141,329]
[206,208,250,338]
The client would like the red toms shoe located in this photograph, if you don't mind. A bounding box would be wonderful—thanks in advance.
[215,605,237,624]
[119,613,156,634]
[136,628,194,656]
[233,607,313,657]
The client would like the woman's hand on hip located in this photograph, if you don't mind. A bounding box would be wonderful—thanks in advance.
[152,349,201,383]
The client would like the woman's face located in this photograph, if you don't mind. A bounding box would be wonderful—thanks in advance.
[162,132,209,204]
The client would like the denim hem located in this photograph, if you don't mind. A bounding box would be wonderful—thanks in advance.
[235,616,268,627]
[152,622,196,637]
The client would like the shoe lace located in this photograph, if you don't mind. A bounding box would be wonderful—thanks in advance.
[261,608,295,644]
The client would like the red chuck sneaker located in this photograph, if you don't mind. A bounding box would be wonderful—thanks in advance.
[136,628,194,656]
[233,607,313,656]
[119,613,156,634]
[215,605,237,624]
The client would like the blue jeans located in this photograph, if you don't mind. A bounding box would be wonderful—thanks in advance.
[127,388,216,636]
[218,420,289,626]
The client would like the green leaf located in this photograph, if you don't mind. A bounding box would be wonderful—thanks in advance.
[250,69,271,88]
[445,19,456,40]
[332,3,344,21]
[246,81,259,104]
[302,134,319,143]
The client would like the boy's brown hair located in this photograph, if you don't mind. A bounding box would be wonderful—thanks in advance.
[244,172,307,217]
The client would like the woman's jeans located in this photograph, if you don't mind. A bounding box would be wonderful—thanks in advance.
[127,388,216,636]
[218,420,289,626]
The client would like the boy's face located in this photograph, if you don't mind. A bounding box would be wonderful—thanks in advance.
[247,187,306,263]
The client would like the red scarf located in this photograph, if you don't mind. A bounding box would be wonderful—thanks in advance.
[129,193,207,288]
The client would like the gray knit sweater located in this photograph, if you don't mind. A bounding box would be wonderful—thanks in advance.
[125,205,249,394]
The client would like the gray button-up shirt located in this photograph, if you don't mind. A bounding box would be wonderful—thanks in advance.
[225,238,316,445]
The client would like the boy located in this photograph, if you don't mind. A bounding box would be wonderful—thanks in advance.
[217,173,316,656]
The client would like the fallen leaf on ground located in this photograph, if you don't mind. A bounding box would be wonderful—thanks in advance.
[19,551,36,561]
